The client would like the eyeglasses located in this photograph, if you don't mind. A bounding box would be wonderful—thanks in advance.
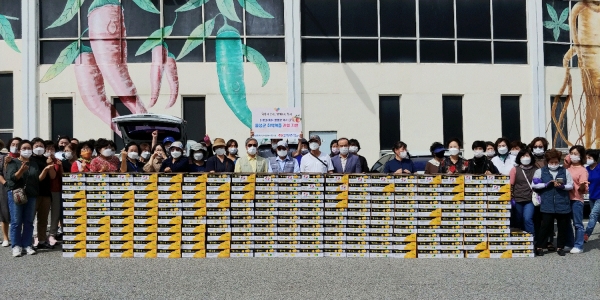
[247,144,258,147]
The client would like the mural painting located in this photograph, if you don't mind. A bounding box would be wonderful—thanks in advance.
[40,0,274,135]
[0,7,20,53]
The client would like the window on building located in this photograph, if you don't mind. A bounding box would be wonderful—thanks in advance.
[113,98,131,151]
[550,96,568,148]
[39,0,285,64]
[301,0,528,64]
[542,0,576,67]
[183,97,206,142]
[50,98,74,140]
[0,73,14,144]
[442,95,463,146]
[379,96,400,150]
[500,96,521,142]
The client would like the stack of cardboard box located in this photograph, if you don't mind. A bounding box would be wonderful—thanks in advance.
[324,174,349,257]
[132,174,158,258]
[393,175,418,258]
[61,174,87,258]
[85,174,111,258]
[108,174,134,258]
[182,173,208,258]
[205,173,231,258]
[230,173,255,258]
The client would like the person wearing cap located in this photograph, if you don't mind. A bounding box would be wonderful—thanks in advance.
[466,140,499,175]
[206,138,235,172]
[163,136,175,153]
[189,142,208,172]
[331,138,361,174]
[293,138,310,164]
[235,137,269,173]
[300,135,333,173]
[160,141,189,173]
[383,141,415,174]
[425,142,445,174]
[349,139,369,173]
[268,141,300,173]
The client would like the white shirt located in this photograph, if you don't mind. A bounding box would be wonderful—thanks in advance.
[300,152,334,173]
[491,155,515,175]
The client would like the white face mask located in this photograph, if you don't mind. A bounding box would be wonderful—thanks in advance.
[309,142,319,151]
[399,151,408,159]
[349,146,358,153]
[215,148,226,156]
[520,157,531,165]
[301,149,309,155]
[587,159,595,165]
[128,152,139,160]
[510,150,519,156]
[33,147,45,156]
[548,164,559,171]
[247,146,257,155]
[229,147,238,155]
[171,151,182,158]
[44,151,54,158]
[448,148,460,156]
[21,150,32,159]
[141,151,151,160]
[497,146,508,155]
[473,150,484,158]
[339,147,349,155]
[570,155,581,163]
[10,146,18,154]
[193,153,204,161]
[277,150,288,157]
[102,149,114,157]
[486,150,495,157]
[63,152,73,160]
[331,147,339,154]
[272,143,278,150]
[533,148,544,156]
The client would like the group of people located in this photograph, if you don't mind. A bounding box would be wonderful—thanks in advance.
[0,132,598,258]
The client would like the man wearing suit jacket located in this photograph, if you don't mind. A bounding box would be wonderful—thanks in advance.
[331,138,362,173]
[234,137,269,173]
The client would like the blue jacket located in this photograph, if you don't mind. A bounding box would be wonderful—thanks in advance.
[537,167,571,214]
[331,154,361,173]
[587,165,600,200]
[383,157,415,174]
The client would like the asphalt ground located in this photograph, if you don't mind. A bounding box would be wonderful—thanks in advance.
[2,229,600,299]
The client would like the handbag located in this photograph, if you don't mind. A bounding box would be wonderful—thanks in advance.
[521,168,541,206]
[12,186,27,205]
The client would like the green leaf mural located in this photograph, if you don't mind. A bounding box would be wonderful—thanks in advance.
[177,18,216,60]
[88,0,120,15]
[133,0,160,14]
[238,0,273,19]
[544,3,569,41]
[136,26,173,56]
[176,0,210,12]
[217,0,241,22]
[0,14,20,53]
[244,45,270,87]
[40,41,80,83]
[47,0,84,29]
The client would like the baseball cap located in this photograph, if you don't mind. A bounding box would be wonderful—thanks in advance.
[163,136,175,144]
[170,141,184,150]
[433,147,446,154]
[276,141,288,148]
[309,135,321,142]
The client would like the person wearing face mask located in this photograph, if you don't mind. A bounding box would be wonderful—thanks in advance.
[491,137,514,175]
[45,141,65,248]
[509,148,538,234]
[122,142,145,173]
[54,136,71,160]
[160,141,189,173]
[29,139,57,249]
[139,142,151,164]
[528,137,549,168]
[226,139,239,163]
[509,141,526,164]
[268,141,300,173]
[0,139,10,247]
[532,149,574,256]
[562,145,589,254]
[383,141,414,174]
[348,139,369,173]
[235,138,269,173]
[71,140,94,173]
[162,136,175,156]
[584,150,600,242]
[206,138,235,172]
[294,139,310,165]
[331,138,361,174]
[330,139,339,158]
[8,137,22,159]
[425,142,445,175]
[143,144,167,172]
[60,143,78,173]
[438,138,468,174]
[89,138,122,173]
[6,140,55,257]
[467,141,499,175]
[485,141,496,160]
[189,143,208,172]
[300,135,334,173]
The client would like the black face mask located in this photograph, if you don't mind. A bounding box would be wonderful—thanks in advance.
[435,152,445,158]
[58,146,65,151]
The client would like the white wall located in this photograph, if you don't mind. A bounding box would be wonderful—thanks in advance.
[0,41,23,136]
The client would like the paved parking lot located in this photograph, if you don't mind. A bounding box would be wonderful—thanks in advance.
[2,230,600,299]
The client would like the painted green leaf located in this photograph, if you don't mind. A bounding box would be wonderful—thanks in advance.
[238,0,273,18]
[40,41,79,83]
[176,18,215,60]
[553,27,560,41]
[543,21,555,29]
[136,26,173,56]
[176,0,209,12]
[546,3,558,22]
[47,0,84,29]
[559,24,570,31]
[243,45,270,87]
[88,0,120,15]
[558,7,569,24]
[81,44,92,53]
[133,0,160,14]
[217,0,241,22]
[0,15,20,53]
[168,52,176,59]
[3,15,18,21]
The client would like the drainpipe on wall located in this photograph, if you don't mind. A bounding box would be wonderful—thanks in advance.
[22,0,39,138]
[285,0,302,139]
[528,0,546,138]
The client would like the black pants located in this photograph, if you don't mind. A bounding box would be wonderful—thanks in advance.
[536,212,570,249]
[533,206,554,244]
